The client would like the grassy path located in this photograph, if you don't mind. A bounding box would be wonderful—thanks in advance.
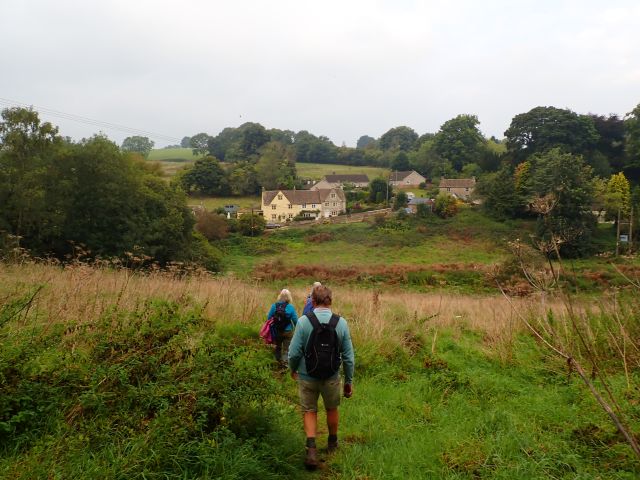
[289,332,639,479]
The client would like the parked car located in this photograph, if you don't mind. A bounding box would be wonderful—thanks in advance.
[265,222,282,229]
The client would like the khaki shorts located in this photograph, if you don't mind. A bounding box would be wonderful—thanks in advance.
[298,376,341,412]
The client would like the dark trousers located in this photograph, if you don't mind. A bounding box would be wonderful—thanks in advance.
[274,331,293,362]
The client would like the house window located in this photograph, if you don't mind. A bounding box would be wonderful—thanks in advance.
[271,204,276,210]
[325,202,329,206]
[278,194,283,200]
[288,213,293,219]
[288,204,292,209]
[332,202,336,207]
[312,204,316,208]
[331,193,336,198]
[302,203,306,208]
[272,214,277,220]
[465,187,469,192]
[447,187,451,192]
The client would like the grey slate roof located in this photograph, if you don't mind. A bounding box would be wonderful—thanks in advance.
[439,178,476,188]
[408,197,434,205]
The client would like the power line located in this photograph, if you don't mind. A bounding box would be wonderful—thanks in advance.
[0,97,181,143]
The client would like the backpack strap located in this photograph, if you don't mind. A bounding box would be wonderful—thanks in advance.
[328,314,340,328]
[306,311,320,330]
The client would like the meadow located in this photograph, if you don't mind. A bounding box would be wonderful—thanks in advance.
[1,261,638,479]
[147,148,388,181]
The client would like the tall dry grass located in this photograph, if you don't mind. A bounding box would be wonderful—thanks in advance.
[1,261,574,359]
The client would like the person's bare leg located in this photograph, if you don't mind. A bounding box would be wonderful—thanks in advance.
[326,408,339,435]
[303,411,317,438]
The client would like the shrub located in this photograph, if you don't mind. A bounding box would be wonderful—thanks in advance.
[195,211,229,241]
[434,193,458,218]
[238,213,266,236]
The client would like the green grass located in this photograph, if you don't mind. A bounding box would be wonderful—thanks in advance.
[330,332,639,479]
[296,163,389,180]
[222,208,521,280]
[1,275,638,478]
[148,148,199,162]
[187,195,261,210]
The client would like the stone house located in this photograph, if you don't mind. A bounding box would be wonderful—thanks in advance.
[311,174,370,190]
[438,177,476,200]
[389,171,426,187]
[261,188,346,222]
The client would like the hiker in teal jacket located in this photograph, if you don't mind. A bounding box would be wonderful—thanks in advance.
[288,285,354,470]
[267,289,298,364]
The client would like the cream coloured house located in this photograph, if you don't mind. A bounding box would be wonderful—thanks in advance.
[261,188,346,222]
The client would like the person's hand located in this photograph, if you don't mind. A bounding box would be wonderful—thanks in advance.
[343,383,353,398]
[291,371,299,381]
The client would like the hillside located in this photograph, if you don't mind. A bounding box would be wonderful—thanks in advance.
[147,148,389,181]
[1,263,638,478]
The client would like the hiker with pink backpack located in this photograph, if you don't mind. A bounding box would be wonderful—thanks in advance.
[261,289,299,366]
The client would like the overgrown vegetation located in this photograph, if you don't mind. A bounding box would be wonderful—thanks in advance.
[0,262,638,478]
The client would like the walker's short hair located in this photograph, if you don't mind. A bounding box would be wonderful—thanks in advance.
[278,289,293,303]
[312,285,332,306]
[313,281,322,289]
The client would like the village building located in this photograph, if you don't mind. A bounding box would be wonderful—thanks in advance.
[389,170,426,187]
[261,188,346,222]
[311,174,370,190]
[438,177,476,200]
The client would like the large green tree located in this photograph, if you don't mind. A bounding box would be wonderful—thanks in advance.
[504,106,599,163]
[522,148,596,256]
[0,107,62,248]
[477,164,521,219]
[293,131,338,164]
[432,114,486,172]
[624,103,640,180]
[368,177,391,204]
[190,133,212,157]
[180,156,230,195]
[391,151,411,171]
[356,135,376,149]
[379,126,418,152]
[121,136,154,158]
[255,141,296,190]
[240,123,270,157]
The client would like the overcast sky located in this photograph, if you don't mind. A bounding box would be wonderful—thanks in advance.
[1,0,639,147]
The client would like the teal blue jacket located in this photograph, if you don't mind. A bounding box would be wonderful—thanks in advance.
[266,301,298,333]
[288,307,355,384]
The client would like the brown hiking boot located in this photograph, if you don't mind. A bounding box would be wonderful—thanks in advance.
[327,439,339,453]
[304,447,319,470]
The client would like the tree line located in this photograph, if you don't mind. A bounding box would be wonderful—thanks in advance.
[0,108,220,269]
[163,104,640,184]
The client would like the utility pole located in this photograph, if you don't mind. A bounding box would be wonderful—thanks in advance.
[629,204,634,253]
[616,207,621,256]
[251,208,254,237]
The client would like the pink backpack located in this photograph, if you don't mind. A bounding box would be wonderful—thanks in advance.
[259,318,275,344]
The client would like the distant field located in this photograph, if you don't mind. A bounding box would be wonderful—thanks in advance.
[148,148,198,161]
[187,195,261,210]
[296,162,388,179]
[148,155,390,181]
